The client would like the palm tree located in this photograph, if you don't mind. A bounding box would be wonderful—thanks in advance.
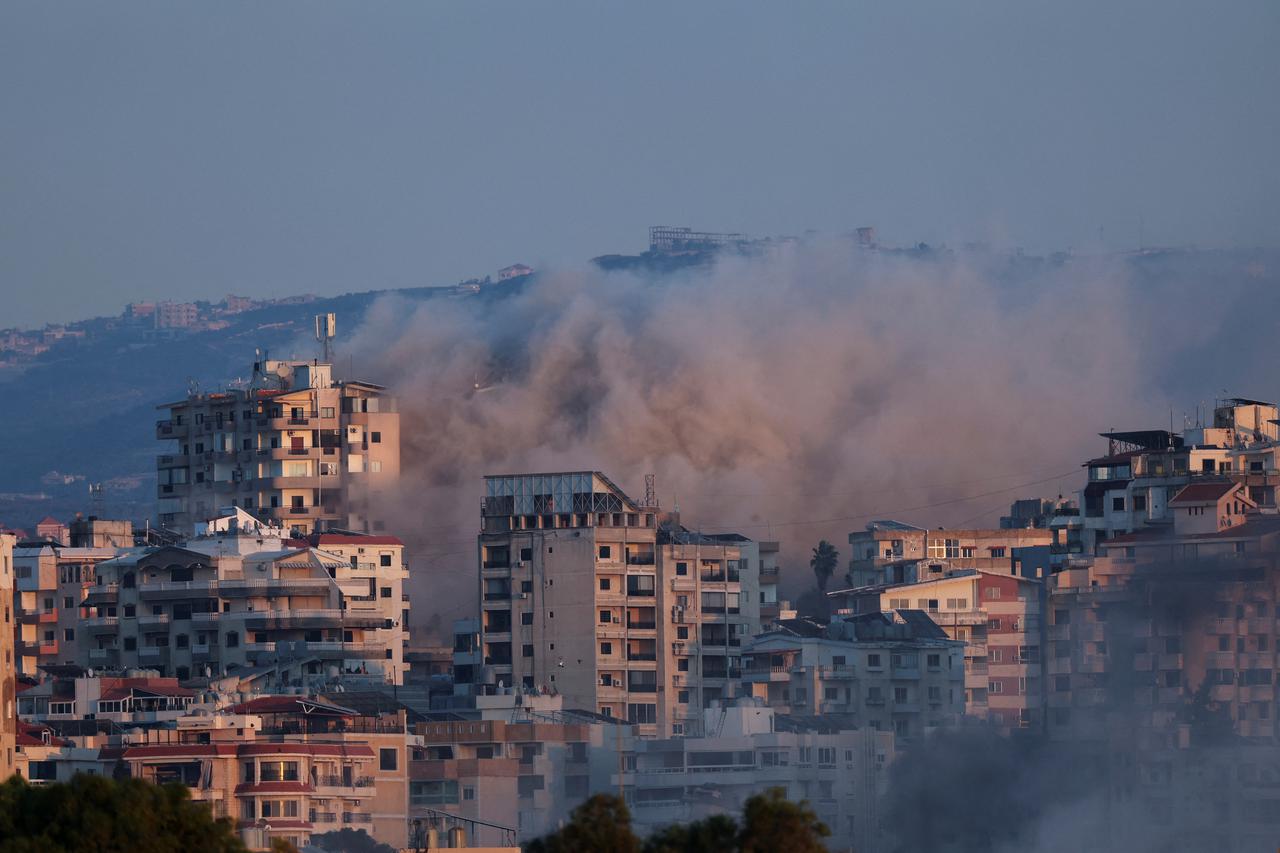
[810,540,839,592]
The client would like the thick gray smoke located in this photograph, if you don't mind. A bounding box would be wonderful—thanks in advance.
[342,240,1164,635]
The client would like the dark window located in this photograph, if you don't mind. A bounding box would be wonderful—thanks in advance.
[521,612,533,625]
[371,431,382,443]
[124,637,137,651]
[380,748,397,771]
[380,554,392,567]
[225,632,239,648]
[522,644,534,657]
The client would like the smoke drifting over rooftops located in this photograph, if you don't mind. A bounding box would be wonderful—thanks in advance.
[343,240,1176,632]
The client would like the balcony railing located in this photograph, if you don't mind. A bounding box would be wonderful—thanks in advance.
[626,620,657,630]
[317,775,374,789]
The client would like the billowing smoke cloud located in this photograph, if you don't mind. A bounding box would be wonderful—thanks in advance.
[341,240,1167,636]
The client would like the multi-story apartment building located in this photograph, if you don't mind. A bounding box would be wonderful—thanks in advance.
[1,532,16,780]
[1047,481,1280,745]
[620,701,895,853]
[470,471,765,738]
[411,693,626,846]
[13,542,122,676]
[1072,399,1280,561]
[829,569,1047,730]
[741,611,965,740]
[80,510,407,684]
[844,520,1052,588]
[156,358,399,535]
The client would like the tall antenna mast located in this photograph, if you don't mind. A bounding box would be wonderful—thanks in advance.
[315,313,336,363]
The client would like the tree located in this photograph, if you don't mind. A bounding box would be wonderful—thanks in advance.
[737,788,829,853]
[0,773,247,853]
[641,814,738,853]
[309,828,395,853]
[810,540,839,592]
[524,794,640,853]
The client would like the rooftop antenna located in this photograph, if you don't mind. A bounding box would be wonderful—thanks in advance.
[643,474,656,509]
[314,313,336,364]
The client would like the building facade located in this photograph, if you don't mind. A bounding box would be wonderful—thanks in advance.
[80,513,407,684]
[470,472,764,737]
[1,532,15,780]
[741,611,965,740]
[156,358,399,536]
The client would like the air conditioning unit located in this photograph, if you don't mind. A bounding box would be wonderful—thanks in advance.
[514,561,527,569]
[517,593,529,600]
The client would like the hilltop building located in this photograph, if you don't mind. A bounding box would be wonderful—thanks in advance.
[13,541,123,676]
[156,357,399,536]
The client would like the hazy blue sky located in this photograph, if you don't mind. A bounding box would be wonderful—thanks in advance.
[3,1,1277,327]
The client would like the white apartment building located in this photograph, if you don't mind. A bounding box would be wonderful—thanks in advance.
[79,509,408,684]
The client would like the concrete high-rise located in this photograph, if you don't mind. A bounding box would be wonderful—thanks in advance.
[156,358,399,536]
[466,472,765,737]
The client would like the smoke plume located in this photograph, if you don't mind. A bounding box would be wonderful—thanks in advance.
[342,240,1170,635]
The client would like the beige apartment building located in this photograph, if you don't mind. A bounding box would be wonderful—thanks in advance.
[1,532,16,780]
[80,510,407,684]
[845,520,1052,588]
[13,542,122,676]
[411,693,626,845]
[123,696,410,850]
[470,472,763,737]
[156,358,399,535]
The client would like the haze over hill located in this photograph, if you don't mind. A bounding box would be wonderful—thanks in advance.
[3,238,1279,635]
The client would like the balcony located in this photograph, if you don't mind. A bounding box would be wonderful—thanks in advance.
[627,652,658,662]
[315,775,375,795]
[138,614,172,629]
[139,646,170,663]
[218,578,335,597]
[84,616,119,633]
[743,665,793,683]
[139,580,216,599]
[89,647,118,663]
[244,610,387,631]
[156,419,188,438]
[626,620,657,630]
[342,813,372,824]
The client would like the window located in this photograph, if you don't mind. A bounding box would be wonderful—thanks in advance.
[522,644,534,658]
[259,761,299,782]
[867,653,882,668]
[598,545,612,560]
[676,561,688,576]
[380,748,398,771]
[320,407,335,418]
[521,611,533,625]
[1112,496,1126,512]
[370,460,383,473]
[600,610,612,624]
[225,632,239,648]
[989,547,1006,559]
[380,553,393,567]
[600,642,612,655]
[371,431,382,443]
[63,628,74,642]
[677,627,689,640]
[599,578,610,591]
[1134,494,1147,511]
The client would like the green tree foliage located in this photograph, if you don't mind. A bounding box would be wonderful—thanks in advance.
[0,773,247,853]
[310,828,396,853]
[525,794,640,853]
[809,540,839,592]
[641,814,738,853]
[525,788,829,853]
[737,788,830,853]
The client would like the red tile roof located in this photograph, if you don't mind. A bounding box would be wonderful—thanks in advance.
[1169,482,1239,505]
